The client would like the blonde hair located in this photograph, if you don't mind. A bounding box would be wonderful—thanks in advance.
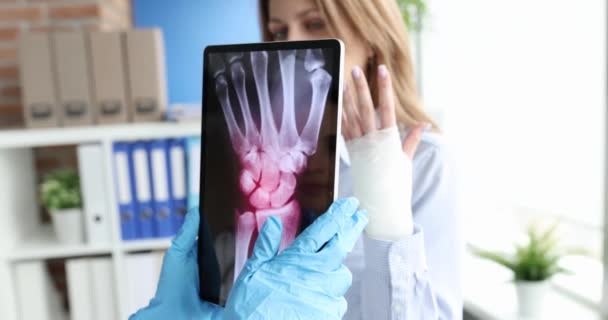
[259,0,438,130]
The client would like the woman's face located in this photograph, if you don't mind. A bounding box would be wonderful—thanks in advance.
[268,0,367,214]
[267,0,370,89]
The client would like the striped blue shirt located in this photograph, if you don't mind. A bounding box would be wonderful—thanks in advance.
[339,131,463,320]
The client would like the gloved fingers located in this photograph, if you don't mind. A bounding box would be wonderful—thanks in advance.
[286,209,367,272]
[288,197,359,254]
[319,265,353,297]
[247,216,283,271]
[376,64,397,129]
[293,266,352,304]
[197,300,225,319]
[170,207,200,257]
[402,122,429,159]
[336,297,348,319]
[262,260,352,299]
[334,208,368,254]
[155,239,199,299]
[190,241,199,259]
[315,236,344,271]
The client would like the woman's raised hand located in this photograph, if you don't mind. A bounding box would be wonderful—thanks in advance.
[342,64,427,240]
[341,64,428,158]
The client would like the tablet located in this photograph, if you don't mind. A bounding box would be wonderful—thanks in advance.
[198,39,344,304]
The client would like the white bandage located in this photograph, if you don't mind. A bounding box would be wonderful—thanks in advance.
[346,126,413,240]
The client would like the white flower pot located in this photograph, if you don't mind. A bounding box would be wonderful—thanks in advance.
[515,280,550,318]
[50,208,84,244]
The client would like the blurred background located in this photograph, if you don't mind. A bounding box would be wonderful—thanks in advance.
[0,0,605,319]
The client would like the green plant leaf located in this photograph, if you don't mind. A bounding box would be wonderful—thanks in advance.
[396,0,427,32]
[475,222,586,281]
[470,246,517,272]
[40,169,81,210]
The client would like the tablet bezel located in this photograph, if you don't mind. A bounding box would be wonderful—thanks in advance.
[199,39,344,302]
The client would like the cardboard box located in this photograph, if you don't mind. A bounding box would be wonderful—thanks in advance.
[89,31,130,124]
[52,30,95,127]
[125,29,167,122]
[18,32,60,128]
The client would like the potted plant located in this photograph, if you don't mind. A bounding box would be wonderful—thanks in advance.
[471,223,575,318]
[40,169,84,244]
[396,0,427,32]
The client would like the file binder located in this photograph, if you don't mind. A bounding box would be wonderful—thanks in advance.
[113,142,137,240]
[125,252,163,316]
[186,137,201,211]
[89,257,118,319]
[149,139,175,237]
[14,261,63,320]
[52,30,94,126]
[125,29,167,122]
[78,143,112,244]
[168,138,188,231]
[89,31,130,124]
[18,32,60,128]
[66,259,95,320]
[132,141,156,238]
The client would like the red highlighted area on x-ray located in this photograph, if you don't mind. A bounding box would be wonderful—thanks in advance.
[209,48,332,277]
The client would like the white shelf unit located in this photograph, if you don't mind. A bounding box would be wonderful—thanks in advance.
[0,122,200,320]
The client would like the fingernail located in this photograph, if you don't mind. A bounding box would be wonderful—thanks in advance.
[378,64,388,79]
[351,66,362,79]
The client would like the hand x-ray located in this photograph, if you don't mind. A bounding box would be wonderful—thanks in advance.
[199,40,344,304]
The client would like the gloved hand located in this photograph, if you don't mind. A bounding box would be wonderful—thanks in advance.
[224,197,368,320]
[130,198,366,320]
[342,64,427,240]
[129,207,224,320]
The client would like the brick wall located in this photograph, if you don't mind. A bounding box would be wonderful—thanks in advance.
[0,0,133,222]
[0,0,131,127]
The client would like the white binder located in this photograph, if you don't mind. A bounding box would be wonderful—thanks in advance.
[66,259,95,320]
[125,253,163,316]
[14,261,63,320]
[77,144,112,244]
[89,257,117,319]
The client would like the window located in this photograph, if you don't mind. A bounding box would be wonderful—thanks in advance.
[420,0,606,307]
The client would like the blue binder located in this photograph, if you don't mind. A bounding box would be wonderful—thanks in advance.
[186,137,201,211]
[112,142,137,240]
[168,138,188,232]
[149,139,175,238]
[131,141,156,239]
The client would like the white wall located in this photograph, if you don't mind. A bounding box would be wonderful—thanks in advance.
[420,0,606,254]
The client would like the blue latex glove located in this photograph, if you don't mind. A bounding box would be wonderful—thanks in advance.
[129,207,224,320]
[131,197,367,320]
[224,197,368,319]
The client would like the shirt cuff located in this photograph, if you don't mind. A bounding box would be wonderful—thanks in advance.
[363,224,428,275]
[361,225,429,319]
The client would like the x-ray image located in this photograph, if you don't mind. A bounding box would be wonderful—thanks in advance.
[200,42,341,304]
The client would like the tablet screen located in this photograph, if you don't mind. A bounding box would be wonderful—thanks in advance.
[199,40,343,304]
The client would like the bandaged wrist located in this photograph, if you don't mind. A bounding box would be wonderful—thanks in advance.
[346,126,413,240]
